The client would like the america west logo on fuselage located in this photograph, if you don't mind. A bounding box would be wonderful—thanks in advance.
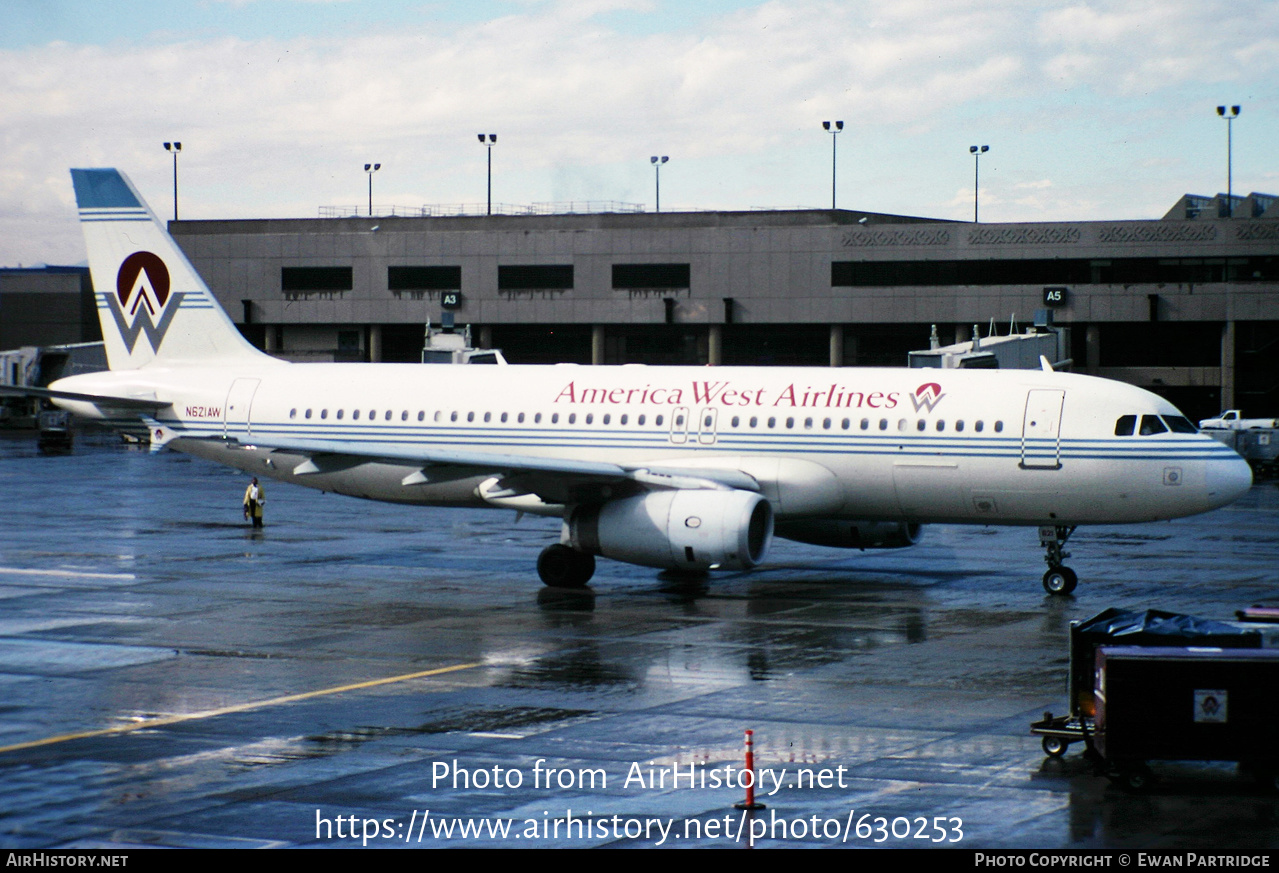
[909,382,945,413]
[104,251,184,353]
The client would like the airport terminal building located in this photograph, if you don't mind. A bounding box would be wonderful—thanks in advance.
[163,190,1278,421]
[4,191,1277,421]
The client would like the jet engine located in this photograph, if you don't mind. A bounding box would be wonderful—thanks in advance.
[567,489,773,571]
[774,519,922,550]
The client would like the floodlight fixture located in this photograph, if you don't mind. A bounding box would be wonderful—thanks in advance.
[1216,105,1241,216]
[651,156,669,212]
[970,145,989,222]
[478,134,497,214]
[365,162,381,216]
[822,121,843,208]
[163,142,182,221]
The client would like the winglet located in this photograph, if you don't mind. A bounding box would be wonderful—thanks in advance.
[1040,355,1055,372]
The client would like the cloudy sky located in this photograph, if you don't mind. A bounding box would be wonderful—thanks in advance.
[3,0,1275,266]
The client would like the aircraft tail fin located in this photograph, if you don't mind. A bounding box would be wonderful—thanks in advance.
[71,168,270,370]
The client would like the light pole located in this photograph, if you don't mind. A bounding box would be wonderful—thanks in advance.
[822,121,843,209]
[364,163,381,216]
[477,134,496,215]
[1217,105,1240,216]
[969,144,989,222]
[650,155,668,212]
[163,142,181,221]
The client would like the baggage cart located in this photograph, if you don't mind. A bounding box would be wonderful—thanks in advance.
[1030,608,1263,759]
[1094,646,1279,791]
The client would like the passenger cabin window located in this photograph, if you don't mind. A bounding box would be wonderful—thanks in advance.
[1115,415,1136,436]
[1139,415,1168,435]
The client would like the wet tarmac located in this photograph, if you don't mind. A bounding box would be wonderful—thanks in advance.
[1,430,1278,850]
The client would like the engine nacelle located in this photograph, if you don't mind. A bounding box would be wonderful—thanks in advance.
[774,519,923,550]
[567,490,773,571]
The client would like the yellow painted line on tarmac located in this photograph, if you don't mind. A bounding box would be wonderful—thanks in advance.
[0,661,482,756]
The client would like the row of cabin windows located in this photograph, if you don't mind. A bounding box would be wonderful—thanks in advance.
[286,406,1004,434]
[289,407,672,427]
[1114,414,1197,436]
[727,415,1003,433]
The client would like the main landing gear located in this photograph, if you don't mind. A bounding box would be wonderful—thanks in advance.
[537,543,596,588]
[1039,524,1078,596]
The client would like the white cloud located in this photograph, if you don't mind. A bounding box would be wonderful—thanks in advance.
[1,0,1276,264]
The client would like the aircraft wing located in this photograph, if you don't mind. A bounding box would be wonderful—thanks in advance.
[236,434,761,506]
[0,384,172,410]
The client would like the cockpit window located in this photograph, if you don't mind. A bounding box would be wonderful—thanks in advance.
[1139,414,1168,435]
[1114,415,1136,436]
[1163,415,1197,434]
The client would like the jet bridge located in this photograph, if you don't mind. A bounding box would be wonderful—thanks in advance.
[909,314,1066,370]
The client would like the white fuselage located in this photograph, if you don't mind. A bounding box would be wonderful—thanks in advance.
[52,361,1253,528]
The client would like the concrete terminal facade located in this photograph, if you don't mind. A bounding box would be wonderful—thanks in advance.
[4,193,1275,421]
[167,189,1279,422]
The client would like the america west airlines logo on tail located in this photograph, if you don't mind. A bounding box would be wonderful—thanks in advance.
[105,251,184,353]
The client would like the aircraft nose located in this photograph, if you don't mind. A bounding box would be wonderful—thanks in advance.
[1205,453,1253,508]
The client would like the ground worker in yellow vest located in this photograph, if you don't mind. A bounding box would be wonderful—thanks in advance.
[243,477,265,528]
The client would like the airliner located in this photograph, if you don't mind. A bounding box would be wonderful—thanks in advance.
[11,169,1254,596]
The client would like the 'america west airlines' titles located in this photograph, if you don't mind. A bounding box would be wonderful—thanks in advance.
[552,380,947,412]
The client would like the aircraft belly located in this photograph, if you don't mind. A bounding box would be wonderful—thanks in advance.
[892,460,969,521]
[966,457,1214,524]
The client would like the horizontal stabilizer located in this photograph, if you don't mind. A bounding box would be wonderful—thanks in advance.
[0,384,171,410]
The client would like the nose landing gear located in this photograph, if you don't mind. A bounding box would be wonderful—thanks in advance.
[1040,525,1078,596]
